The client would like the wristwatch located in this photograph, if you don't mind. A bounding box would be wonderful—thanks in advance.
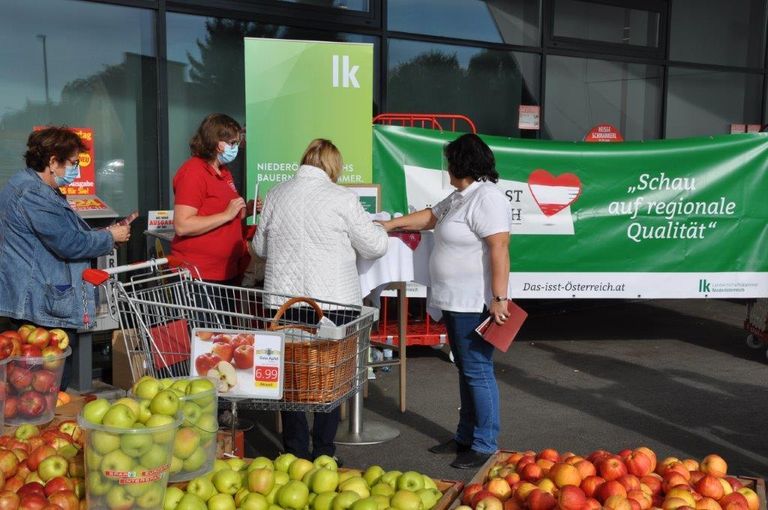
[493,296,508,302]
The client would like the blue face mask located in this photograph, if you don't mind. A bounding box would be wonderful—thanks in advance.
[54,163,80,186]
[217,143,239,165]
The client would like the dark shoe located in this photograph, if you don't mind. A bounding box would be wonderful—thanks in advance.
[429,439,470,455]
[450,449,492,469]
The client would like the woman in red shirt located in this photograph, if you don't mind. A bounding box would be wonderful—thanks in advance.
[171,113,247,284]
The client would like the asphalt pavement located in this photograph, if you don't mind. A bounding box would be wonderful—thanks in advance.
[240,299,768,484]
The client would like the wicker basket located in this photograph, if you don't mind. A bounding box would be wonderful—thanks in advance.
[271,297,360,403]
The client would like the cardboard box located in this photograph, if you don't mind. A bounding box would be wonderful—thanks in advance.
[217,429,245,458]
[111,330,146,390]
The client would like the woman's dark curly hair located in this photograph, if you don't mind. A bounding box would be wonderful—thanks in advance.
[24,127,87,173]
[189,113,242,161]
[444,133,498,183]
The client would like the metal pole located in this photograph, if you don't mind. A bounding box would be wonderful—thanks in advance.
[37,34,50,107]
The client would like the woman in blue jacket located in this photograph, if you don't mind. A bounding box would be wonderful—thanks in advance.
[0,127,130,389]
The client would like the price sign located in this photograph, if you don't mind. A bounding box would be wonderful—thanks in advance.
[190,329,284,399]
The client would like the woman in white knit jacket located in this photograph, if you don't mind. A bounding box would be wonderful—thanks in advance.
[254,138,388,462]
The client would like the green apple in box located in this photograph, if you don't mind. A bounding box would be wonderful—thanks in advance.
[163,486,185,510]
[133,377,162,400]
[187,476,217,502]
[91,431,121,455]
[102,403,136,429]
[82,398,111,425]
[173,427,201,460]
[177,493,208,510]
[183,447,208,472]
[150,389,180,416]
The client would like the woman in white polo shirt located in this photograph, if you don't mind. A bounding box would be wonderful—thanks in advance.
[378,133,511,469]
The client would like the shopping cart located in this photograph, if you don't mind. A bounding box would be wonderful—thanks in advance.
[83,257,376,421]
[743,299,768,360]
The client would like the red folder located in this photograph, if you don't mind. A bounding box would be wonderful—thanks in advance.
[475,301,528,352]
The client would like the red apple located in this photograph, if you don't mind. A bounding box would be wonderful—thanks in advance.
[725,478,743,491]
[212,334,232,344]
[18,392,46,418]
[626,451,653,477]
[211,342,234,363]
[475,495,503,510]
[25,329,50,349]
[20,345,42,360]
[9,366,33,391]
[549,462,581,488]
[700,455,727,478]
[31,370,57,394]
[27,446,56,472]
[696,475,725,501]
[485,478,512,501]
[558,485,587,510]
[231,333,254,348]
[735,488,759,510]
[596,481,627,503]
[536,449,560,463]
[0,449,19,478]
[640,475,663,496]
[4,476,23,493]
[472,490,497,507]
[0,335,14,361]
[574,459,597,479]
[617,475,641,492]
[195,352,222,375]
[17,325,36,341]
[581,475,606,498]
[604,495,632,510]
[19,494,47,510]
[0,491,19,510]
[18,482,45,499]
[41,347,64,371]
[599,457,629,482]
[47,490,79,510]
[527,489,557,510]
[47,330,69,350]
[233,344,254,370]
[462,483,484,506]
[3,396,17,419]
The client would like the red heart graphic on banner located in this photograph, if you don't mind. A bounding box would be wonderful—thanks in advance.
[527,169,582,216]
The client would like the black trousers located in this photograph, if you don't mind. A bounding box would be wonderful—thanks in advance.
[278,306,357,460]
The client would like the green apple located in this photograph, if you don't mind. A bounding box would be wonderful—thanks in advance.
[371,483,395,498]
[160,377,175,388]
[248,467,275,495]
[150,389,180,416]
[164,486,185,510]
[372,495,390,510]
[187,476,217,502]
[58,442,80,460]
[173,427,201,460]
[397,472,425,492]
[339,476,371,499]
[182,446,207,472]
[268,505,283,510]
[288,457,315,481]
[87,471,112,496]
[91,430,121,455]
[266,484,281,504]
[302,466,320,487]
[363,465,385,487]
[171,379,190,393]
[82,398,111,424]
[213,468,243,495]
[314,455,338,471]
[114,397,142,417]
[186,377,216,406]
[416,488,441,510]
[421,475,437,491]
[352,497,380,510]
[195,413,219,443]
[339,470,363,484]
[107,485,136,509]
[102,403,137,429]
[248,457,275,472]
[213,459,230,473]
[277,480,310,510]
[390,490,423,510]
[177,493,208,510]
[120,429,153,457]
[241,492,270,510]
[137,482,165,509]
[145,414,176,443]
[134,377,163,400]
[380,471,402,489]
[181,401,202,426]
[273,452,297,473]
[170,455,183,474]
[208,493,237,510]
[101,449,134,474]
[140,447,169,469]
[137,400,153,424]
[333,490,361,510]
[274,471,290,487]
[38,455,68,482]
[226,457,248,472]
[85,444,104,466]
[14,423,40,440]
[312,467,340,493]
[125,473,152,498]
[313,491,337,510]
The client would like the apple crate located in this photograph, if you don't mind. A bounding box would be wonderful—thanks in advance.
[462,450,767,510]
[337,468,463,510]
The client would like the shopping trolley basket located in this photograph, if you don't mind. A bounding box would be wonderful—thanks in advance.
[83,257,377,412]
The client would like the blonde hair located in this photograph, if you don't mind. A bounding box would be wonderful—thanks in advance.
[300,139,343,182]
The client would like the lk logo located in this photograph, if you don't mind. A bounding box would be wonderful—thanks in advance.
[699,279,711,292]
[332,55,360,89]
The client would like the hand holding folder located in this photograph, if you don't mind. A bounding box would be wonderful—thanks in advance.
[475,300,528,352]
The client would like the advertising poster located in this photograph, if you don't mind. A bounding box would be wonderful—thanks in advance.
[373,126,768,298]
[244,39,374,213]
[190,329,284,400]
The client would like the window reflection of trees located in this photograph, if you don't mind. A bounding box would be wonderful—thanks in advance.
[387,49,540,138]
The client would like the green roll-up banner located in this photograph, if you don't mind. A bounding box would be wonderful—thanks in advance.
[373,126,768,299]
[245,38,373,203]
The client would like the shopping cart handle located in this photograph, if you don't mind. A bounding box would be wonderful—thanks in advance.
[81,256,185,285]
[82,268,110,285]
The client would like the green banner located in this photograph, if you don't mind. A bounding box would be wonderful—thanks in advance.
[373,126,768,298]
[245,39,373,208]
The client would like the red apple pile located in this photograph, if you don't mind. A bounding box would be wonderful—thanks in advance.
[0,422,85,509]
[459,448,762,510]
[1,326,70,423]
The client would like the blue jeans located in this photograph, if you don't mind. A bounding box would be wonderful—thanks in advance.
[443,310,499,455]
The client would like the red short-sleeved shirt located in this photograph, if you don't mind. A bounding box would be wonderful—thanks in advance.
[171,157,246,281]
